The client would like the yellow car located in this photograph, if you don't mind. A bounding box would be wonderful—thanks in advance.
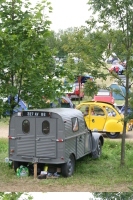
[76,101,129,139]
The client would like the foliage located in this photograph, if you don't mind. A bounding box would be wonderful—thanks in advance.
[93,192,133,200]
[0,0,67,117]
[0,192,33,200]
[87,0,133,165]
[61,27,107,102]
[45,30,69,59]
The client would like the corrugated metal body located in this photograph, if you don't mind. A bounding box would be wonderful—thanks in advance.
[9,108,94,165]
[36,136,56,158]
[65,138,76,161]
[17,136,35,156]
[77,135,85,159]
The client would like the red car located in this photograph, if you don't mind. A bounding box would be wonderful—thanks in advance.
[66,75,93,100]
[93,89,115,104]
[66,83,84,100]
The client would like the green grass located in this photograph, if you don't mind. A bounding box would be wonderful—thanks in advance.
[0,138,8,162]
[0,138,133,191]
[0,117,10,126]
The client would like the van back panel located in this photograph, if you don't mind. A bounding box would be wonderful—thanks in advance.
[15,117,35,156]
[14,114,57,159]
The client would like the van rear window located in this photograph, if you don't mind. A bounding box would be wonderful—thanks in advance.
[22,120,30,133]
[42,120,50,134]
[72,117,79,132]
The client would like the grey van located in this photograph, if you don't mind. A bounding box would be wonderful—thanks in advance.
[9,108,104,177]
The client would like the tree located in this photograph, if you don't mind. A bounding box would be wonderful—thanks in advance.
[62,26,107,103]
[0,0,65,117]
[87,0,133,165]
[93,192,133,200]
[0,192,33,200]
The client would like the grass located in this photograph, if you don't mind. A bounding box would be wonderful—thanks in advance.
[0,117,10,126]
[0,138,8,163]
[0,138,133,191]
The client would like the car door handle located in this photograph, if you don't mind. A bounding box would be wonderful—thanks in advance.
[36,138,40,141]
[92,119,95,123]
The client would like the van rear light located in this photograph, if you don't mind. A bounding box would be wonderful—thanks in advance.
[9,136,16,140]
[17,112,22,116]
[61,157,64,160]
[49,112,51,118]
[11,149,14,153]
[56,139,64,142]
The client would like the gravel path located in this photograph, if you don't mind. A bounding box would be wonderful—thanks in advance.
[0,126,9,138]
[0,124,133,141]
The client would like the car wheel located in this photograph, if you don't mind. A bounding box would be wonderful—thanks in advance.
[61,154,75,177]
[92,139,102,159]
[106,132,120,139]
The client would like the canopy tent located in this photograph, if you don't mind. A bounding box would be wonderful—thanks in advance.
[109,83,131,100]
[75,75,93,84]
[5,95,27,115]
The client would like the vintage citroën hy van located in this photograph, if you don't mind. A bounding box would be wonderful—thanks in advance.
[9,108,104,177]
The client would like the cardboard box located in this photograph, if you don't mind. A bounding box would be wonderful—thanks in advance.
[57,167,61,173]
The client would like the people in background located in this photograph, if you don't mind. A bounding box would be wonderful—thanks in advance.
[84,106,89,116]
[91,107,95,115]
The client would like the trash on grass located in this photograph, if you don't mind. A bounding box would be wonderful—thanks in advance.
[17,165,29,177]
[5,157,9,163]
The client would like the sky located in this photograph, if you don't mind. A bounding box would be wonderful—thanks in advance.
[32,0,90,32]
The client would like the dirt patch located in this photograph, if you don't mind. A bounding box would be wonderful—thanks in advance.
[0,179,132,192]
[0,125,9,138]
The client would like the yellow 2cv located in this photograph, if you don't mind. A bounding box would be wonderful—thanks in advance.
[76,101,129,138]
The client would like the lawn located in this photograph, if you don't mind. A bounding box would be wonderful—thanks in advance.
[0,138,133,192]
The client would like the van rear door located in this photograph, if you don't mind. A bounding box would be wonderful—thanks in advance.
[36,117,57,158]
[15,111,57,159]
[15,116,36,157]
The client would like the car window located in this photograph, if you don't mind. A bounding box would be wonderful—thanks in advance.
[91,106,105,116]
[71,117,79,132]
[105,107,116,117]
[78,105,90,116]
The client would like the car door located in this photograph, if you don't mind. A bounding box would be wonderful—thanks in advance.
[89,105,107,131]
[36,117,57,158]
[15,116,36,157]
[76,104,90,127]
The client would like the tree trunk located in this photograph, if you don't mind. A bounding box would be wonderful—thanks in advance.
[121,70,129,165]
[78,75,81,104]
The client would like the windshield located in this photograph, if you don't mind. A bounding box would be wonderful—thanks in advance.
[114,105,121,114]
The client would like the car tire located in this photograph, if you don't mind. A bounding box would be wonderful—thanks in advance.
[92,139,102,159]
[61,154,75,177]
[106,132,120,139]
